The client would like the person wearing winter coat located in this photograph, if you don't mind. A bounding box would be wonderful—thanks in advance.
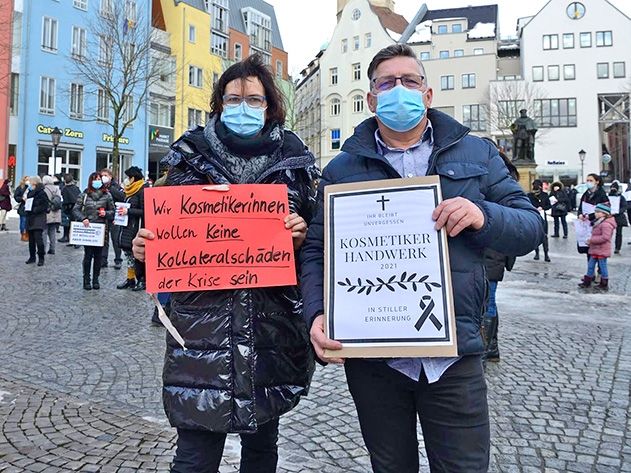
[131,55,317,472]
[608,182,628,254]
[578,173,609,218]
[14,176,30,241]
[568,185,578,212]
[527,179,552,261]
[72,172,115,290]
[578,203,617,290]
[116,166,146,291]
[100,168,125,269]
[24,176,49,266]
[550,181,570,238]
[59,174,81,243]
[0,179,12,231]
[42,175,62,255]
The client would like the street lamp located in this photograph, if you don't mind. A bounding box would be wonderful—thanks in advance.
[578,149,586,184]
[51,127,62,178]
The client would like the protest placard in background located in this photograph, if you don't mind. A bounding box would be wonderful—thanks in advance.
[114,203,131,226]
[143,184,296,293]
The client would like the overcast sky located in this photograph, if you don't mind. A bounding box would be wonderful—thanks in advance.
[266,0,631,77]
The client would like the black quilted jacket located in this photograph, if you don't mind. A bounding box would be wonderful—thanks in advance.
[160,126,318,433]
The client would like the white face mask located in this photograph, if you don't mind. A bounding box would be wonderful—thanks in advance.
[101,176,111,184]
[123,178,131,187]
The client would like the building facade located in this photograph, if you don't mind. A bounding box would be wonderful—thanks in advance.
[518,0,631,184]
[11,0,149,187]
[295,50,323,167]
[0,0,13,182]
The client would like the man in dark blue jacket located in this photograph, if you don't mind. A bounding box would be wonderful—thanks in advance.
[300,44,543,472]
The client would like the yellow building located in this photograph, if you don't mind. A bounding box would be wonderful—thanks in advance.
[159,0,223,138]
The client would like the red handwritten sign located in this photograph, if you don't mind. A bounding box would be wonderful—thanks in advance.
[144,184,296,293]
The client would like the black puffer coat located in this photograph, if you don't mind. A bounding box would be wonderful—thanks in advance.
[483,248,516,282]
[160,126,317,433]
[117,184,145,250]
[72,190,115,223]
[25,185,49,231]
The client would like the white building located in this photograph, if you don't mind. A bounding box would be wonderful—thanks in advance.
[517,0,631,184]
[295,50,323,167]
[318,0,410,167]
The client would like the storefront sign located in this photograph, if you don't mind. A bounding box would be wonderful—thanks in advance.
[148,126,173,151]
[102,133,130,145]
[546,160,566,166]
[37,124,84,140]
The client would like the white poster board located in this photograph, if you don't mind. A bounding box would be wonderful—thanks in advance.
[574,219,592,248]
[69,222,106,247]
[25,198,33,211]
[609,196,620,215]
[114,202,130,226]
[324,176,457,358]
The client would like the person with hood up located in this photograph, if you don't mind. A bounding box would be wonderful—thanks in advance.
[550,181,570,238]
[578,203,617,290]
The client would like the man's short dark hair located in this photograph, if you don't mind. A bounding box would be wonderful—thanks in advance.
[367,44,426,86]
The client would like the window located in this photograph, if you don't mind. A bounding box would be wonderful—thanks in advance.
[330,67,338,85]
[353,94,364,113]
[73,0,88,10]
[330,98,341,116]
[41,17,58,52]
[71,26,87,58]
[473,48,484,55]
[597,63,609,79]
[452,24,462,33]
[331,129,341,150]
[498,100,525,123]
[276,60,283,79]
[613,62,626,78]
[10,73,19,116]
[213,72,219,85]
[211,32,228,57]
[351,8,361,20]
[100,0,113,17]
[580,32,591,48]
[534,98,577,127]
[341,39,347,53]
[234,43,242,60]
[440,75,454,90]
[149,102,175,127]
[69,83,84,118]
[563,33,574,48]
[39,147,82,182]
[121,95,134,123]
[563,64,576,80]
[532,66,544,82]
[439,50,449,59]
[462,73,476,88]
[99,36,112,65]
[97,88,109,121]
[211,0,229,33]
[454,49,464,57]
[352,63,361,81]
[596,31,613,47]
[39,77,55,114]
[437,24,447,34]
[188,108,203,128]
[365,33,372,48]
[125,0,136,22]
[543,34,558,50]
[420,51,430,61]
[242,7,272,56]
[548,65,560,81]
[353,35,360,50]
[189,66,203,87]
[189,25,196,43]
[462,105,486,131]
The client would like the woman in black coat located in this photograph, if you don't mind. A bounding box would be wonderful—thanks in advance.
[609,181,628,254]
[116,166,146,291]
[527,179,552,261]
[550,181,570,238]
[578,173,609,218]
[131,56,317,472]
[24,176,49,266]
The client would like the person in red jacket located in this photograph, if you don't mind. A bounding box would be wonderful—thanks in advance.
[579,203,617,290]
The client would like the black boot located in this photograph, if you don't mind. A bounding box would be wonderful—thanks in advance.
[132,280,146,292]
[117,279,136,290]
[0,224,6,231]
[482,315,500,362]
[533,248,540,260]
[544,252,551,263]
[83,256,92,290]
[92,259,101,290]
[25,256,36,264]
[37,256,45,266]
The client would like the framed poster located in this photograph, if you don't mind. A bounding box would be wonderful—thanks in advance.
[324,176,457,358]
[69,222,106,247]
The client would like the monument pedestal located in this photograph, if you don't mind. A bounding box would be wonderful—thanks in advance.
[513,160,538,192]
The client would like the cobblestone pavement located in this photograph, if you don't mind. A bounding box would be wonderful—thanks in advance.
[1,214,631,472]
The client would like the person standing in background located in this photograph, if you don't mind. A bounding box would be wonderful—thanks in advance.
[527,179,551,262]
[0,179,12,231]
[24,176,49,266]
[14,176,30,241]
[59,174,81,244]
[42,175,62,255]
[100,168,125,270]
[608,181,627,254]
[550,182,570,239]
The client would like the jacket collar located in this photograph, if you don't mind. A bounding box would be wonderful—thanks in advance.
[341,109,470,160]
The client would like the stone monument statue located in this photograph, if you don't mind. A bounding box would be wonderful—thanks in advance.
[510,109,537,162]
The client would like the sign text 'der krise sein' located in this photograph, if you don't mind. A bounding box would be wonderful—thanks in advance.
[143,184,297,293]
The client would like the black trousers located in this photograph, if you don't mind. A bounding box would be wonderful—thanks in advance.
[553,215,568,237]
[614,225,623,252]
[344,356,489,473]
[28,229,45,259]
[83,246,104,281]
[171,418,279,473]
[102,223,122,265]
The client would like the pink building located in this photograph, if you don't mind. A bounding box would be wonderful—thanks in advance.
[0,2,13,183]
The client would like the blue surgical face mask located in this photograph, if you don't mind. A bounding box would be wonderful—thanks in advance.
[220,102,266,137]
[92,180,103,190]
[586,182,595,190]
[375,85,427,133]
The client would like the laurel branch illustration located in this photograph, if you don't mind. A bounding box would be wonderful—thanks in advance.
[337,272,441,295]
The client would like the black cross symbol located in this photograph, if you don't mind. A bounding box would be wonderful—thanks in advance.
[376,195,390,211]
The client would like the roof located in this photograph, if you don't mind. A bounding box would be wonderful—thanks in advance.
[370,4,408,35]
[228,0,284,51]
[175,0,207,11]
[420,4,498,35]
